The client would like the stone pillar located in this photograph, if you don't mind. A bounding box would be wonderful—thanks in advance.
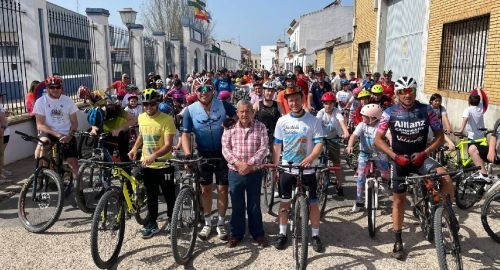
[182,24,192,75]
[85,8,112,90]
[21,0,51,84]
[170,37,180,77]
[129,24,145,90]
[152,32,166,79]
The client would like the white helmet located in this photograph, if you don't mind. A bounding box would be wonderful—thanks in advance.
[395,76,417,91]
[360,104,383,120]
[262,80,276,89]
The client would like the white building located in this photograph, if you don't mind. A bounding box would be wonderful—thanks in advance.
[260,45,276,71]
[251,53,261,69]
[219,40,241,63]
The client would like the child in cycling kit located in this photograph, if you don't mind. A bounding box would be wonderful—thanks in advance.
[346,104,390,212]
[335,80,352,111]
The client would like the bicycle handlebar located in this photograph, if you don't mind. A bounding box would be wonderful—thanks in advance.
[392,166,480,182]
[79,159,141,167]
[261,163,341,173]
[15,130,49,146]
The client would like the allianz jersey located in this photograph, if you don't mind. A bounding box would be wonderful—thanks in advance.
[274,112,324,171]
[138,112,176,168]
[353,122,377,153]
[33,94,79,135]
[377,101,442,155]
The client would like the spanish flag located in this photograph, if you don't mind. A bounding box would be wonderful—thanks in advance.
[188,0,211,23]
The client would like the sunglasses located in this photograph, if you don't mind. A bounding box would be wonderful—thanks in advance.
[397,88,416,95]
[142,102,157,107]
[49,85,62,89]
[196,85,213,92]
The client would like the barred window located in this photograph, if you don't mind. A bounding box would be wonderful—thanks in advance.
[357,42,370,77]
[438,15,489,92]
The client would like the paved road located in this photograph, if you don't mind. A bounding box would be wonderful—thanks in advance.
[0,162,498,270]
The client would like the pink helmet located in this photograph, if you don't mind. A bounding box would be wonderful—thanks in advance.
[360,104,383,120]
[186,93,198,104]
[218,90,231,101]
[352,87,361,97]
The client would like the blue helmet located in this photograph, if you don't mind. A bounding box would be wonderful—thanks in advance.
[158,102,173,114]
[340,79,350,86]
[87,107,105,127]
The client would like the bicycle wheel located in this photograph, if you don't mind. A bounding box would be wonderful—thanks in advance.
[317,172,329,218]
[262,169,271,211]
[268,178,277,215]
[171,187,198,265]
[481,190,500,243]
[367,180,376,237]
[90,189,125,269]
[455,171,483,209]
[292,195,308,270]
[133,184,149,225]
[77,134,96,159]
[434,202,463,270]
[18,169,63,233]
[75,160,108,214]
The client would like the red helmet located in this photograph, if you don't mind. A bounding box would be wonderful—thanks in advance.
[320,92,336,102]
[186,93,198,104]
[46,75,62,87]
[78,85,90,99]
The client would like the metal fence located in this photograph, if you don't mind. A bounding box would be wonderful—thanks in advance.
[0,0,29,115]
[109,25,130,83]
[143,36,155,78]
[438,14,489,92]
[47,2,97,101]
[357,42,370,78]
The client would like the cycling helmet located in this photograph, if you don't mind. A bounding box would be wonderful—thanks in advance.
[395,76,417,90]
[127,84,138,91]
[142,88,159,102]
[158,102,173,114]
[77,85,90,99]
[87,107,105,127]
[253,73,263,81]
[284,72,296,81]
[360,104,383,120]
[363,81,374,91]
[358,89,372,99]
[155,79,163,86]
[186,93,198,104]
[383,70,393,76]
[235,78,241,84]
[46,75,62,87]
[321,92,336,102]
[127,93,139,100]
[340,79,350,86]
[218,90,231,101]
[365,71,372,76]
[262,81,276,89]
[352,87,362,97]
[371,84,384,94]
[192,75,214,92]
[283,86,303,98]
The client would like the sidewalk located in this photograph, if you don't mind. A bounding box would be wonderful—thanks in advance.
[0,157,34,203]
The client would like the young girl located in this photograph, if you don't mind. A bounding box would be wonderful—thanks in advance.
[429,93,454,148]
[346,104,390,212]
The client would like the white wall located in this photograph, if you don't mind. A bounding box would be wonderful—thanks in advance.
[260,45,276,71]
[219,40,241,62]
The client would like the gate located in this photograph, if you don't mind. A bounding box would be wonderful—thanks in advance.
[47,2,98,100]
[109,25,130,83]
[357,42,370,77]
[143,36,155,78]
[0,0,29,115]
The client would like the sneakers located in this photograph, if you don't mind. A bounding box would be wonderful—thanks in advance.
[198,225,212,241]
[392,241,405,260]
[142,223,160,239]
[274,191,280,198]
[336,186,344,197]
[274,233,288,250]
[351,202,364,213]
[311,235,324,253]
[217,225,229,241]
[63,182,73,197]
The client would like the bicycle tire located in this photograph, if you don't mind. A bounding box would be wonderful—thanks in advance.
[367,181,376,238]
[18,169,63,233]
[292,195,308,270]
[133,184,149,225]
[171,187,198,265]
[317,172,329,218]
[75,160,106,214]
[262,169,271,211]
[434,203,463,270]
[90,189,125,269]
[422,197,435,243]
[77,134,96,159]
[481,190,500,243]
[455,171,483,209]
[268,178,277,215]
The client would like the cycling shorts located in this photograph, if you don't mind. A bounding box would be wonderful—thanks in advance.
[38,132,78,159]
[199,152,229,186]
[391,157,441,194]
[279,172,317,203]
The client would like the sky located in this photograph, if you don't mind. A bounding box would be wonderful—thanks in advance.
[49,0,353,52]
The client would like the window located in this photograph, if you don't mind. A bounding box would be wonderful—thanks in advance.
[357,42,370,77]
[65,46,75,59]
[51,45,63,58]
[438,15,489,92]
[77,48,86,59]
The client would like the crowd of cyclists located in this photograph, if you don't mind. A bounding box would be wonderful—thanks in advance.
[29,63,500,263]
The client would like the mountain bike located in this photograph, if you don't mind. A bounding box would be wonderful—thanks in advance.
[481,188,500,243]
[364,157,386,238]
[168,155,219,265]
[316,138,342,218]
[452,130,498,209]
[15,130,69,233]
[394,166,478,270]
[88,160,149,269]
[264,162,330,270]
[261,155,278,214]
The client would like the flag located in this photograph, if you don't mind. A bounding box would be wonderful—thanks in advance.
[188,0,210,23]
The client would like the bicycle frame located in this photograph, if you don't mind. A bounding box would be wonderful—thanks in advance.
[454,136,488,168]
[111,166,142,214]
[364,159,380,209]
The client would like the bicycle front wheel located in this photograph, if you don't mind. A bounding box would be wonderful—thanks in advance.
[18,169,63,233]
[434,202,463,270]
[171,187,198,265]
[133,184,149,225]
[317,172,329,218]
[481,190,500,243]
[454,170,482,209]
[367,181,376,238]
[262,169,271,211]
[75,160,108,214]
[292,195,309,270]
[90,189,125,269]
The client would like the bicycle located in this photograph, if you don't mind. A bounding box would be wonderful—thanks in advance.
[393,166,479,270]
[264,162,331,270]
[452,130,498,209]
[364,156,385,238]
[481,188,500,243]
[316,140,342,218]
[15,130,69,233]
[261,155,278,214]
[168,155,220,265]
[88,159,149,269]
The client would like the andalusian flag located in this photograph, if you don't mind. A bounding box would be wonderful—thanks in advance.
[188,0,211,23]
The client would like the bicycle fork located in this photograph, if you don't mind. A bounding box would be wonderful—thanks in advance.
[364,178,379,210]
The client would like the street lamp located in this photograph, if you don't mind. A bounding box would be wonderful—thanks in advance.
[119,8,137,83]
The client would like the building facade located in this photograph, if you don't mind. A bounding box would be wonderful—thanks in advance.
[260,45,276,71]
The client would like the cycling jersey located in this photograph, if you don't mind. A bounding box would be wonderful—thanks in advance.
[381,81,395,99]
[182,98,236,154]
[255,100,281,142]
[353,122,378,153]
[336,90,352,110]
[316,107,344,139]
[377,101,442,155]
[310,81,332,111]
[214,77,235,94]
